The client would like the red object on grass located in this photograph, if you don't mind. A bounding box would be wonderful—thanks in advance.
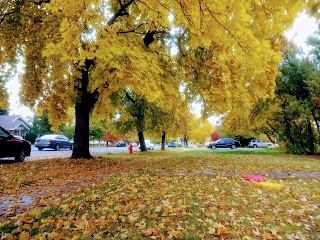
[128,143,133,154]
[244,174,265,182]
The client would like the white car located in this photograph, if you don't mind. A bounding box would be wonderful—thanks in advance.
[138,140,155,150]
[248,139,272,148]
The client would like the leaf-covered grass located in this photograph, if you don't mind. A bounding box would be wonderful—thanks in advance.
[207,147,285,155]
[0,149,319,239]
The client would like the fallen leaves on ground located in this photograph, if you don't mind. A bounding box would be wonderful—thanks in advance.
[0,150,319,239]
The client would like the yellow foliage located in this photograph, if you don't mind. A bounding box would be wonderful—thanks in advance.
[0,0,317,130]
[257,181,285,191]
[190,118,214,143]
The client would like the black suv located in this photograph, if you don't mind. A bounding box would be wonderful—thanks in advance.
[0,126,31,162]
[207,138,240,150]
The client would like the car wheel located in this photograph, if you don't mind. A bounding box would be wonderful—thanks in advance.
[253,145,257,148]
[15,150,25,162]
[231,144,236,149]
[70,144,73,150]
[38,147,43,151]
[55,144,60,151]
[211,145,216,150]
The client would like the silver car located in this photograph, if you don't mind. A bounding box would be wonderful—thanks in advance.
[35,134,73,151]
[248,139,272,148]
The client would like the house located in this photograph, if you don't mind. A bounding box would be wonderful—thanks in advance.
[0,115,32,137]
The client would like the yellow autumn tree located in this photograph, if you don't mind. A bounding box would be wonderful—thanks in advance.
[1,0,317,158]
[190,119,214,144]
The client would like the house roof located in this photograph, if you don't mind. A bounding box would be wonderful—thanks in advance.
[0,115,32,131]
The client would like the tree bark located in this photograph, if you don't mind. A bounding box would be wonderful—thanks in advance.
[266,121,286,143]
[72,101,92,159]
[138,131,147,151]
[307,118,315,155]
[161,131,166,150]
[311,109,320,141]
[284,116,295,144]
[71,59,98,159]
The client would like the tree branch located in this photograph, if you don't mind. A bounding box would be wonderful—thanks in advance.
[107,0,135,26]
[204,4,247,54]
[117,23,147,34]
[32,0,51,5]
[0,12,14,25]
[124,90,136,104]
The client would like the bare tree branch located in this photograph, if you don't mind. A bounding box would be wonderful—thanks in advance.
[32,0,50,5]
[107,0,135,26]
[124,90,136,104]
[117,23,147,34]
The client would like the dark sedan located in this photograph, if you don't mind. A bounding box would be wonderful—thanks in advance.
[207,138,240,150]
[0,126,31,162]
[115,142,126,147]
[35,134,73,151]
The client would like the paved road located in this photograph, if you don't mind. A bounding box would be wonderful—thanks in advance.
[1,145,262,162]
[27,145,157,161]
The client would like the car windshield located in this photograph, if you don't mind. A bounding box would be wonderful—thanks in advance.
[0,127,10,137]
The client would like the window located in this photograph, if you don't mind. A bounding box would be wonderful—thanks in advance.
[0,129,8,137]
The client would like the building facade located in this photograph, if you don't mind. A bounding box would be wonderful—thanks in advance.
[0,115,32,137]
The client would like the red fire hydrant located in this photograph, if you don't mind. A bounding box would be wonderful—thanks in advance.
[128,143,133,154]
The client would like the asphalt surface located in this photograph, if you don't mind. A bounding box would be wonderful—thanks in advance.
[1,145,268,162]
[26,146,149,161]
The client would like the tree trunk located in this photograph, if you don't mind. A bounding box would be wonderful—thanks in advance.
[71,59,98,159]
[266,121,286,143]
[184,134,188,147]
[72,102,92,159]
[311,109,320,142]
[138,131,147,151]
[161,131,166,150]
[284,116,295,144]
[307,118,315,155]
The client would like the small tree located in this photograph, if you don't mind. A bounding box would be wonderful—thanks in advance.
[190,119,214,144]
[32,110,53,136]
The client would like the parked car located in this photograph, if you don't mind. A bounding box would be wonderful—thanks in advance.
[35,134,74,150]
[116,142,126,147]
[130,142,138,147]
[248,139,272,148]
[168,142,176,148]
[207,138,240,150]
[0,126,31,162]
[13,135,24,140]
[138,140,155,150]
[14,135,31,145]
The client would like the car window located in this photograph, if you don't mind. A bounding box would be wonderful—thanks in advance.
[41,135,57,139]
[0,129,9,137]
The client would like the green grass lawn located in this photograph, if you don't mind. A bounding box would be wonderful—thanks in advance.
[0,149,319,239]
